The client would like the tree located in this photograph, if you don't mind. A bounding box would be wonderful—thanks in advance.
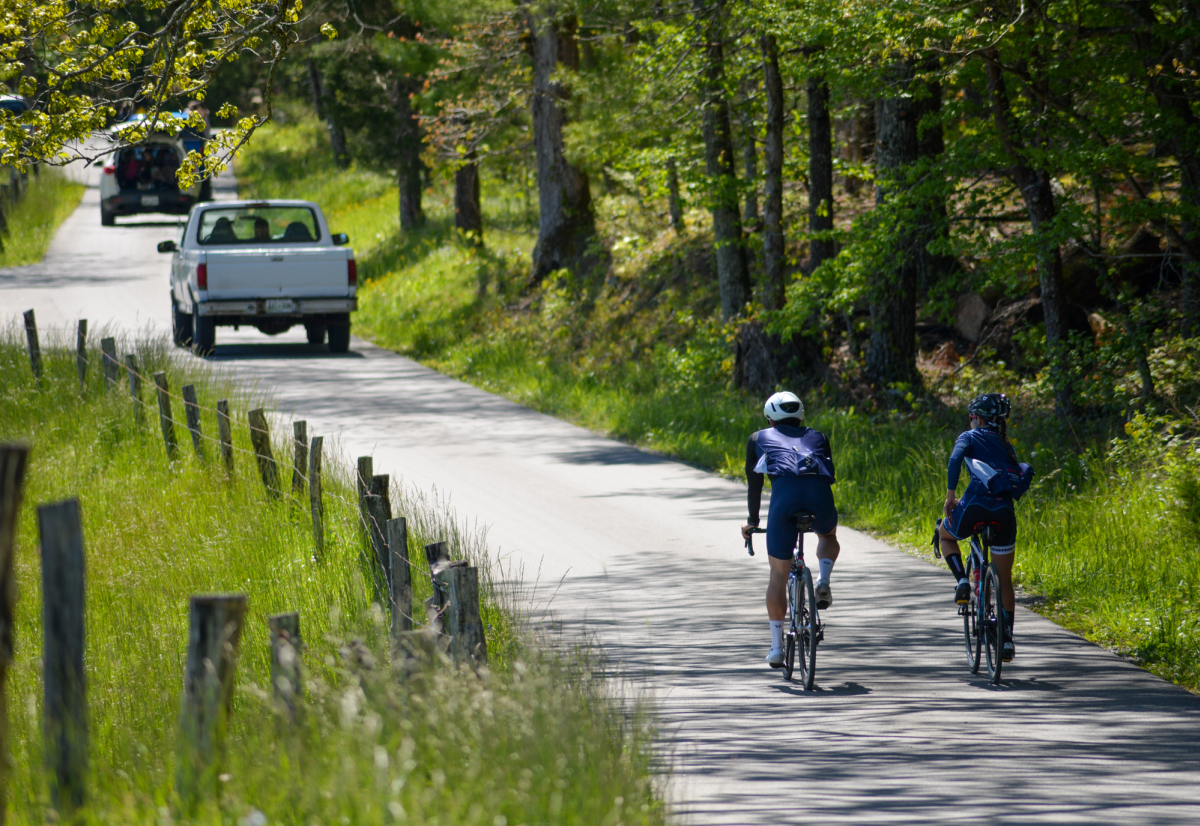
[760,33,786,309]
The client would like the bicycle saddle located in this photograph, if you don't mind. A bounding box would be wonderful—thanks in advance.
[787,508,817,534]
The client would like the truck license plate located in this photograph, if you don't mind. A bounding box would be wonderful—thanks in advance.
[265,299,295,314]
[141,194,159,207]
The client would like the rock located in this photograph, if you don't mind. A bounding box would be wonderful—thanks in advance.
[976,297,1042,365]
[1088,312,1112,338]
[1113,226,1167,295]
[1062,243,1104,306]
[953,292,991,343]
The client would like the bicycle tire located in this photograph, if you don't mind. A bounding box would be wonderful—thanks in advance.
[964,550,982,674]
[783,575,797,681]
[982,564,1004,683]
[797,566,818,690]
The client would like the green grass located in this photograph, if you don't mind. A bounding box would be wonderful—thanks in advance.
[0,169,84,267]
[0,324,663,824]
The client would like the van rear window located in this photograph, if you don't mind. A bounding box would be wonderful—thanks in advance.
[197,206,321,245]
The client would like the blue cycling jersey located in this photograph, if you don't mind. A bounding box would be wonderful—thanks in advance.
[745,425,836,525]
[947,427,1020,498]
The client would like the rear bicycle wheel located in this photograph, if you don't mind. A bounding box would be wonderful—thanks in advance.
[964,551,981,673]
[797,567,818,690]
[783,575,797,681]
[982,564,1004,683]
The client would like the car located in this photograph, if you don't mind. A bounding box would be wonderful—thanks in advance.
[161,200,357,353]
[99,116,210,225]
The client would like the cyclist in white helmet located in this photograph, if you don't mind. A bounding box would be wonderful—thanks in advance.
[741,391,841,668]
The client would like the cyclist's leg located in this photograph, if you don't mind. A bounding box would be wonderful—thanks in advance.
[766,556,790,621]
[991,547,1015,614]
[940,501,972,602]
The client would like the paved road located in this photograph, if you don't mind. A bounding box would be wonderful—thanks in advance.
[5,160,1200,825]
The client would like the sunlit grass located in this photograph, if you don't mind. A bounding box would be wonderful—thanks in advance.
[0,324,663,824]
[0,169,84,267]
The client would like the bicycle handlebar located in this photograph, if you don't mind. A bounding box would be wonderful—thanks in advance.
[744,526,766,556]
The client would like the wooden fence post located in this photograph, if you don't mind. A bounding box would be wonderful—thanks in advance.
[37,499,88,812]
[387,518,412,635]
[75,320,87,393]
[308,437,324,560]
[176,594,247,810]
[153,372,178,460]
[423,541,452,629]
[0,444,30,823]
[438,566,488,665]
[125,354,143,424]
[365,475,391,596]
[268,612,302,722]
[182,385,204,459]
[100,337,119,393]
[216,400,234,471]
[22,309,41,381]
[291,421,307,496]
[355,456,372,540]
[247,409,279,497]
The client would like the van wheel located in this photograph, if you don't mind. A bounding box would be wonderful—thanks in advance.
[193,315,216,355]
[172,301,193,347]
[101,207,115,226]
[327,321,351,353]
[305,323,327,345]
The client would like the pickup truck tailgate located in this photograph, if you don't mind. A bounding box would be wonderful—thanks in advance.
[204,248,349,298]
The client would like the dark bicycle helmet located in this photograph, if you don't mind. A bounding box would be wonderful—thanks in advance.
[968,393,1010,423]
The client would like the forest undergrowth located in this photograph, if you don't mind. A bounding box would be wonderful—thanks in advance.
[0,323,663,824]
[240,113,1200,693]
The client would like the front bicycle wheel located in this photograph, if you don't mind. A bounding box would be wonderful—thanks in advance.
[964,552,982,673]
[982,564,1004,683]
[797,567,819,690]
[783,575,798,681]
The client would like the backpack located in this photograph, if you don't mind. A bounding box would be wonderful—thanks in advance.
[966,458,1035,500]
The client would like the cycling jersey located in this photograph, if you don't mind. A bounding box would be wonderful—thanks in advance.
[946,426,1023,551]
[746,425,837,559]
[947,427,1021,499]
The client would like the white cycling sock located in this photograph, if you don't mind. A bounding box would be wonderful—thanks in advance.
[770,620,784,650]
[818,558,835,586]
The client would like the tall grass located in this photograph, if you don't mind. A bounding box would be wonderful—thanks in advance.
[0,324,663,824]
[0,169,84,267]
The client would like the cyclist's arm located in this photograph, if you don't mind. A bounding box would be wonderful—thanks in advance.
[945,433,970,514]
[746,435,764,526]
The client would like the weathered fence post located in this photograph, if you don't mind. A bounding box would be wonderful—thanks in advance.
[181,385,204,459]
[37,499,88,812]
[176,594,247,810]
[247,409,279,497]
[23,309,41,381]
[355,456,373,540]
[216,400,234,471]
[125,354,144,424]
[0,444,30,823]
[75,320,87,393]
[268,612,302,722]
[153,372,178,460]
[100,337,119,393]
[423,541,452,629]
[291,421,308,496]
[439,566,488,665]
[308,436,324,560]
[387,517,412,635]
[365,475,392,594]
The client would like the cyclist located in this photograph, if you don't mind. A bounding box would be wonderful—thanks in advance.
[935,393,1032,662]
[740,392,840,668]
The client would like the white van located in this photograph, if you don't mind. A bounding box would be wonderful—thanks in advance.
[99,128,207,225]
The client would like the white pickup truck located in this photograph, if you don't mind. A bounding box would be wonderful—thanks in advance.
[160,200,357,353]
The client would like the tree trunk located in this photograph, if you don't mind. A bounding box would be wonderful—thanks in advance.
[455,156,482,242]
[397,78,424,232]
[526,5,602,285]
[914,79,957,291]
[696,0,749,321]
[760,34,786,310]
[807,75,835,275]
[986,56,1074,416]
[866,65,921,390]
[307,59,348,168]
[666,157,684,232]
[305,59,326,120]
[840,100,875,196]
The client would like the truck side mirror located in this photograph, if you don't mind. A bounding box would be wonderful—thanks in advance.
[157,240,177,253]
[331,232,349,246]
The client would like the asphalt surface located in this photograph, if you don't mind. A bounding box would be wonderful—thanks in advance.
[5,159,1200,825]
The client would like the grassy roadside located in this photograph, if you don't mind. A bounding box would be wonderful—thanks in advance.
[0,169,84,267]
[237,113,1200,693]
[0,324,664,824]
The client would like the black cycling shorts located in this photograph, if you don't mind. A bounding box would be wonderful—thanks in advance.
[766,476,838,559]
[944,493,1016,552]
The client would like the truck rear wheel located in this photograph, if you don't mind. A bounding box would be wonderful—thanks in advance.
[305,323,327,345]
[193,315,216,355]
[172,301,193,347]
[327,321,351,353]
[101,206,115,226]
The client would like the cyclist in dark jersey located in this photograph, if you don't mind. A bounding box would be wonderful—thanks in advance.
[740,392,840,668]
[936,393,1032,662]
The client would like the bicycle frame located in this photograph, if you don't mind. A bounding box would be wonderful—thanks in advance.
[961,523,1006,684]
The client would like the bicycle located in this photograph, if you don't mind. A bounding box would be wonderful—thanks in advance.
[945,520,1007,685]
[746,511,823,689]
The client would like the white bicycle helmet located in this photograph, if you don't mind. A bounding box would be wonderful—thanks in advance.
[763,391,804,422]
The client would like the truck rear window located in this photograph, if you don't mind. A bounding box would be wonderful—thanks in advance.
[197,206,321,245]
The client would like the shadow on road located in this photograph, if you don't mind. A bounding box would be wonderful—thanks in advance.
[204,343,366,360]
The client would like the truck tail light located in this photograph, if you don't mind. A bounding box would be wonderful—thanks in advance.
[102,166,115,175]
[197,263,207,290]
[348,259,357,286]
